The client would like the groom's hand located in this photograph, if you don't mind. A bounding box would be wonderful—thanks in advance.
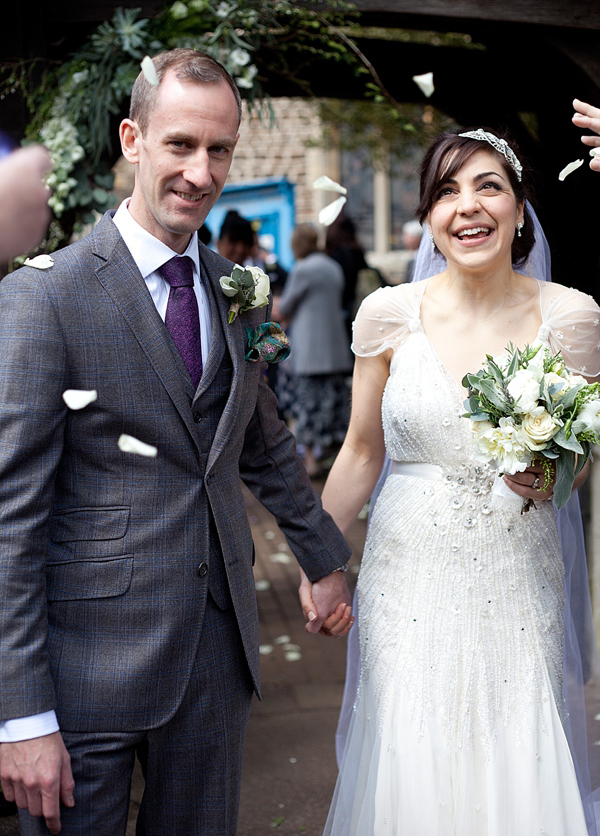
[0,731,74,834]
[300,569,353,636]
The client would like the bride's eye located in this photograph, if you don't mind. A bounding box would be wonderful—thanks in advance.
[479,181,502,192]
[435,186,455,199]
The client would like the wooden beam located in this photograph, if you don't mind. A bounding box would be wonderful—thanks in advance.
[353,0,600,31]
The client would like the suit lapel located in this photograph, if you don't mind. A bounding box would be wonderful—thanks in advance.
[91,214,202,444]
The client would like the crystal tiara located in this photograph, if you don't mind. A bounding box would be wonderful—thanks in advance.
[458,129,523,182]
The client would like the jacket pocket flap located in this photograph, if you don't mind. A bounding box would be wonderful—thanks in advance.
[50,507,130,543]
[47,556,133,601]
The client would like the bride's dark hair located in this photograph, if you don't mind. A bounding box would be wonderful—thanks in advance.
[416,128,535,267]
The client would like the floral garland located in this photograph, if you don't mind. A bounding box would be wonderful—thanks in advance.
[0,1,357,254]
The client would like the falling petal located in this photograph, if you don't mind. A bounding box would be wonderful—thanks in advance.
[118,433,158,458]
[283,643,301,652]
[558,159,584,181]
[141,56,159,86]
[412,72,434,98]
[62,389,97,410]
[259,644,274,655]
[277,543,288,552]
[313,175,347,195]
[274,634,291,645]
[319,196,347,226]
[24,254,54,269]
[289,757,297,763]
[270,552,291,564]
[255,579,271,591]
[350,564,360,574]
[595,713,600,721]
[263,529,276,540]
[284,650,302,662]
[590,148,600,158]
[594,740,600,746]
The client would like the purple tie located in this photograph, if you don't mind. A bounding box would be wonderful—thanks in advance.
[159,256,203,388]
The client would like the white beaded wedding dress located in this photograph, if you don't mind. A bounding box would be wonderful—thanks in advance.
[324,278,600,836]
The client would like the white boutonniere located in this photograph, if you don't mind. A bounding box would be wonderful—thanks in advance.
[220,264,270,324]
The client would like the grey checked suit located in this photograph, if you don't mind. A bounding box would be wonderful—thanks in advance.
[0,212,350,833]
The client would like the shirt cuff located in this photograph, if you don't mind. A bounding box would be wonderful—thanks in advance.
[0,711,59,743]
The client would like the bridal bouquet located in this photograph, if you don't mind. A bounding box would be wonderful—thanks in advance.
[462,342,600,509]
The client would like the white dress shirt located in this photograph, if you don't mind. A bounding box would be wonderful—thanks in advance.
[0,202,213,743]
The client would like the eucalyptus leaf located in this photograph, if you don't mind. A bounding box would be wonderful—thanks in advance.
[553,428,584,454]
[553,451,576,509]
[479,378,507,411]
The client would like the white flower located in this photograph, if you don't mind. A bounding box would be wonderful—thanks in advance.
[470,419,494,438]
[170,1,189,19]
[319,196,347,226]
[141,56,159,87]
[521,407,561,450]
[245,265,270,308]
[507,369,541,414]
[474,416,530,474]
[559,159,584,181]
[24,254,54,269]
[313,176,347,196]
[235,65,257,89]
[545,371,570,401]
[491,351,511,371]
[230,48,251,68]
[62,389,97,410]
[573,398,600,436]
[412,72,434,98]
[118,434,158,458]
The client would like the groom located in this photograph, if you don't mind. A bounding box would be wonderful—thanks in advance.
[0,49,351,835]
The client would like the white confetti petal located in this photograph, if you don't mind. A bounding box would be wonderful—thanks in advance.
[24,254,54,269]
[350,564,360,574]
[141,55,159,87]
[594,740,600,746]
[255,579,271,591]
[595,713,600,721]
[319,196,347,226]
[259,644,274,655]
[270,552,291,564]
[313,175,347,195]
[558,159,584,181]
[274,634,291,645]
[283,643,301,652]
[263,530,276,540]
[289,757,297,763]
[62,389,97,410]
[284,650,302,662]
[590,148,600,158]
[117,433,158,458]
[412,72,434,98]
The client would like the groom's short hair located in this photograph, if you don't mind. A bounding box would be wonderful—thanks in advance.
[130,48,242,134]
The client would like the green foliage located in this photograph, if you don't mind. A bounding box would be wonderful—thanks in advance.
[0,1,358,253]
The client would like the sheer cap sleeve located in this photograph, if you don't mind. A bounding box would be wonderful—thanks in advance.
[539,282,600,378]
[352,283,425,357]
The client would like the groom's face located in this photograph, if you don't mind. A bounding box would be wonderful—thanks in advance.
[121,70,239,253]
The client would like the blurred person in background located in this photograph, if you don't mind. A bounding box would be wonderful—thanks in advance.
[275,224,352,479]
[325,213,369,340]
[216,209,254,265]
[401,219,423,283]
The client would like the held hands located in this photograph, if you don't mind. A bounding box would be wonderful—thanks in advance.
[503,462,556,502]
[572,99,600,172]
[0,732,74,834]
[299,568,354,637]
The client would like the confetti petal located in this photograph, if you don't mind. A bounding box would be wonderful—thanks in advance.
[259,644,274,655]
[590,148,600,158]
[270,552,291,565]
[313,175,347,195]
[289,757,297,763]
[62,389,97,410]
[284,650,302,662]
[24,254,54,269]
[595,713,600,721]
[412,72,434,98]
[117,433,158,458]
[319,196,347,226]
[274,634,291,645]
[255,579,271,591]
[283,643,301,652]
[141,56,159,87]
[558,159,584,181]
[263,530,276,540]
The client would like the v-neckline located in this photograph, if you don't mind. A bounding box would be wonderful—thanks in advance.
[412,278,546,394]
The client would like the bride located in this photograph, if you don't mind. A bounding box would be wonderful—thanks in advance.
[299,128,600,834]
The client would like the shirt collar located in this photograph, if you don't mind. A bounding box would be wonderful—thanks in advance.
[113,199,201,279]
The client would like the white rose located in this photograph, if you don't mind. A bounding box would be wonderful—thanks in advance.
[526,342,547,378]
[573,398,600,436]
[473,416,530,474]
[470,419,494,438]
[520,407,561,451]
[544,372,569,401]
[507,369,541,414]
[246,265,270,309]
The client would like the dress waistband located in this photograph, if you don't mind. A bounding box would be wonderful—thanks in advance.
[390,461,444,481]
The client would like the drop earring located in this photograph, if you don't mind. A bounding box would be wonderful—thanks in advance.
[429,229,435,251]
[516,221,523,238]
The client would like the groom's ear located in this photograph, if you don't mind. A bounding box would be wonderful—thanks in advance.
[120,119,141,165]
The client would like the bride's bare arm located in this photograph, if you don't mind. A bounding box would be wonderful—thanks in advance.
[300,350,390,635]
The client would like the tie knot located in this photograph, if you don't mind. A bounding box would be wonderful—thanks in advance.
[159,256,194,288]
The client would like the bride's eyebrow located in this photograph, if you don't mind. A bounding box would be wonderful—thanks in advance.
[473,171,506,182]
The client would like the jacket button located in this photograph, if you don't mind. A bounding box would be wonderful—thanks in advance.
[193,411,202,423]
[197,562,208,577]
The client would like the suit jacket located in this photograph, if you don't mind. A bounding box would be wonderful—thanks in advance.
[0,212,350,732]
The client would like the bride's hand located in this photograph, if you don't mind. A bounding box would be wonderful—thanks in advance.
[503,463,555,501]
[299,569,354,637]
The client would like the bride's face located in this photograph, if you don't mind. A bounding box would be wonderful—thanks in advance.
[427,148,524,274]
